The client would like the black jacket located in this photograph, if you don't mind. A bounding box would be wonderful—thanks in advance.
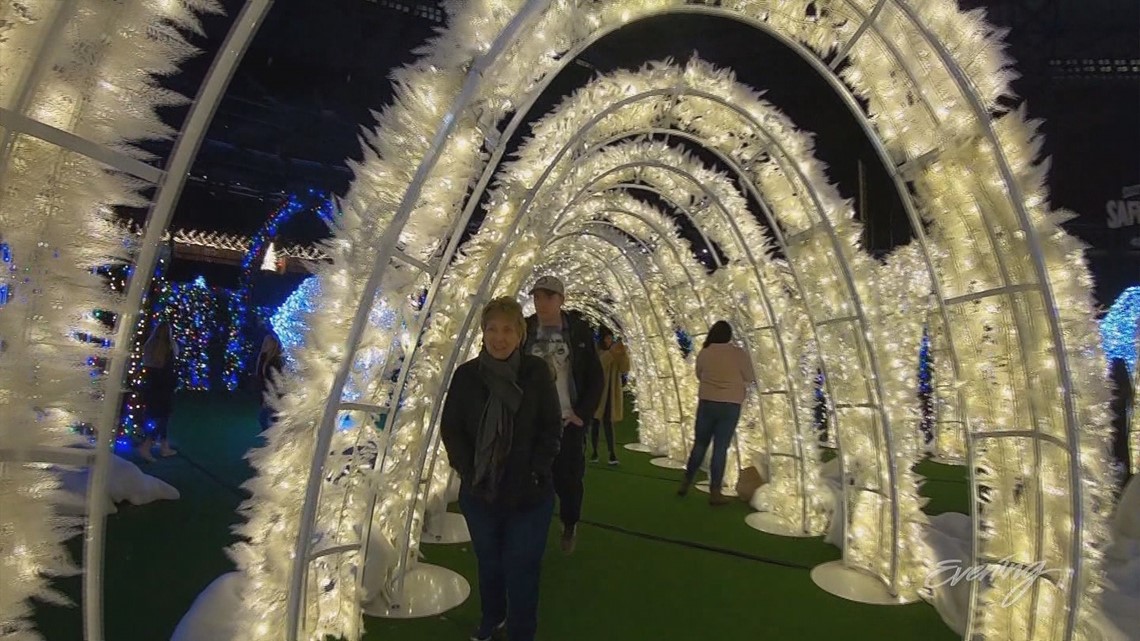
[523,312,604,425]
[440,353,563,510]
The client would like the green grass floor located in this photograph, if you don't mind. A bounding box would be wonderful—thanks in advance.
[34,392,968,641]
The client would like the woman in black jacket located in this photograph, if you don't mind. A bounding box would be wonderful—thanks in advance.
[440,297,562,641]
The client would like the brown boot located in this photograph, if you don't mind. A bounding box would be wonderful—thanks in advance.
[709,489,732,506]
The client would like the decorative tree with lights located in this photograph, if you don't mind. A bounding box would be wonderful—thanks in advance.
[221,191,336,391]
[161,276,219,392]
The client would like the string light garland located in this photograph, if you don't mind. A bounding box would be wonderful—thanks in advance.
[224,3,1117,641]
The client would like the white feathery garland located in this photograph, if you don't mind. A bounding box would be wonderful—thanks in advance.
[228,2,1114,639]
[0,1,219,639]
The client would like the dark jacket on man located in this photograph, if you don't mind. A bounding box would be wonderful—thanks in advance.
[440,353,563,510]
[523,312,604,422]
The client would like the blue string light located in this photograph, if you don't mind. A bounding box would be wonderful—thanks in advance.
[0,241,10,307]
[271,275,321,371]
[918,327,934,442]
[161,276,218,392]
[270,275,397,401]
[1101,286,1140,374]
[222,190,337,390]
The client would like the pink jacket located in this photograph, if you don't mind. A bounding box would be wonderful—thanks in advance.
[695,343,756,405]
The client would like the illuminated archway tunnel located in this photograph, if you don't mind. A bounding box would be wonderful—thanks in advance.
[0,2,1120,641]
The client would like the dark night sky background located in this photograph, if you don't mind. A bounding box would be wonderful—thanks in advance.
[148,0,1138,308]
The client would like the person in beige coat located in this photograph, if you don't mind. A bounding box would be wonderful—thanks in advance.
[592,330,630,465]
[678,320,755,505]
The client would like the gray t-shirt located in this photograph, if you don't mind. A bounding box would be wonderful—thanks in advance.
[529,325,575,418]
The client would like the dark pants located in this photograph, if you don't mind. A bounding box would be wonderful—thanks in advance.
[143,366,176,440]
[553,423,586,529]
[591,396,616,459]
[459,491,554,641]
[684,400,742,491]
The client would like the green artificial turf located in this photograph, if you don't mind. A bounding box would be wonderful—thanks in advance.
[33,391,965,641]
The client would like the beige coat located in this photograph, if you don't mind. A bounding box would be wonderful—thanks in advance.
[595,346,631,421]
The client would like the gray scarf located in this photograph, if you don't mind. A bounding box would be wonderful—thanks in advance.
[472,347,523,502]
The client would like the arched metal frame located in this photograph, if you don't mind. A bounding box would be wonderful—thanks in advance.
[545,151,856,539]
[480,156,788,496]
[210,2,1108,641]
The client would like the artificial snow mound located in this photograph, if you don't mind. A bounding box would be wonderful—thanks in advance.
[57,452,179,515]
[1092,476,1140,641]
[921,512,973,635]
[170,572,244,641]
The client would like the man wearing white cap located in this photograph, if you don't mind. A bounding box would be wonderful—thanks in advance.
[524,275,603,554]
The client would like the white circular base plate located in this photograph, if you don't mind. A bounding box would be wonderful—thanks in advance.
[810,560,919,605]
[362,563,470,619]
[623,442,653,453]
[423,512,470,544]
[695,481,736,497]
[649,457,686,470]
[745,511,818,538]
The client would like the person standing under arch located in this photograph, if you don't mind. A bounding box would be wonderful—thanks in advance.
[440,297,562,641]
[678,320,755,506]
[138,321,178,461]
[524,275,603,554]
[255,328,284,431]
[592,329,629,465]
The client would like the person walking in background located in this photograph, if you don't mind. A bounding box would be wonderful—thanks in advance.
[1110,358,1134,487]
[138,321,179,461]
[255,328,284,430]
[440,297,562,641]
[678,320,755,506]
[592,329,629,465]
[524,275,603,554]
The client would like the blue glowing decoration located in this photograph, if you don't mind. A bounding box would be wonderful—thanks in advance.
[918,328,934,443]
[675,328,692,356]
[271,276,321,371]
[270,275,398,401]
[1101,286,1140,374]
[0,241,11,307]
[222,190,337,390]
[814,370,829,441]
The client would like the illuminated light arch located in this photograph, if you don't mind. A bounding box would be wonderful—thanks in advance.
[488,138,846,531]
[0,1,230,640]
[221,4,1116,641]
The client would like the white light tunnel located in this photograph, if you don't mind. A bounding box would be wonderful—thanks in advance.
[0,2,1120,641]
[224,3,1116,640]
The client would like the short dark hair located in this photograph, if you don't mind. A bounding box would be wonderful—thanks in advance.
[703,320,733,348]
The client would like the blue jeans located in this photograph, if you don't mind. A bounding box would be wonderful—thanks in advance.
[684,399,742,491]
[459,490,554,641]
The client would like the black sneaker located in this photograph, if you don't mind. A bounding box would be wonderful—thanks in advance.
[608,457,619,466]
[589,453,600,463]
[470,620,505,641]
